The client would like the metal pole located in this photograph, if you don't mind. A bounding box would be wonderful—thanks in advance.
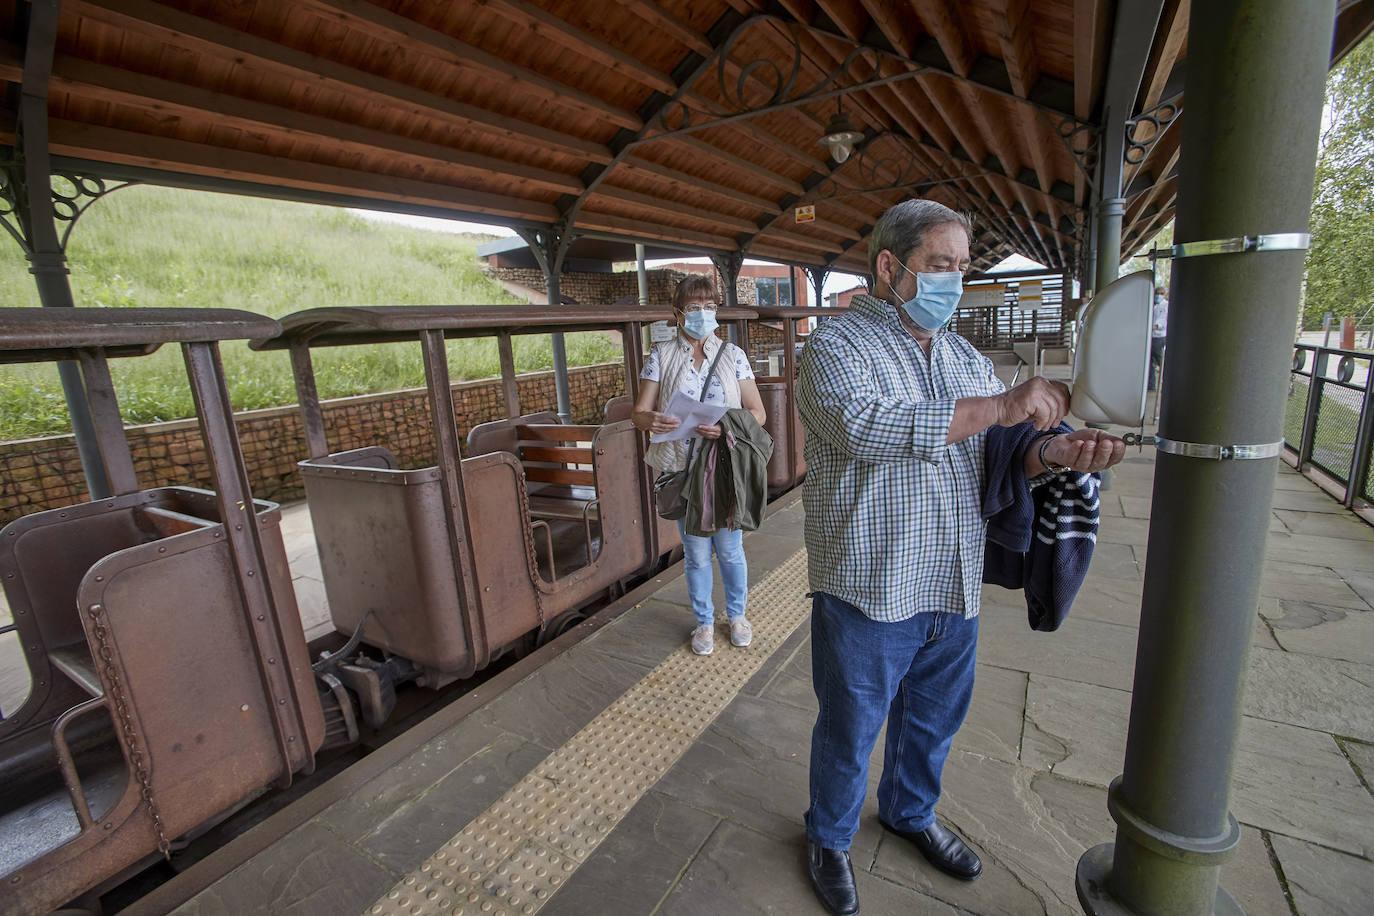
[18,0,110,499]
[1076,2,1336,914]
[635,243,649,307]
[1094,197,1126,293]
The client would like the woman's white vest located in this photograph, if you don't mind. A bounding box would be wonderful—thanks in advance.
[644,331,742,472]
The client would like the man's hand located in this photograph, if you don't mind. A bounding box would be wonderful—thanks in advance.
[995,377,1071,430]
[1042,427,1126,473]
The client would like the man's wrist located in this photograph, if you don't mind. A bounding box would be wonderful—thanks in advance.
[1038,434,1069,472]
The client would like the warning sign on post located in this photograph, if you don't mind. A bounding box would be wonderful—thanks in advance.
[795,205,815,223]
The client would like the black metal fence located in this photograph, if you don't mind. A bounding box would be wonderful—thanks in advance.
[1286,343,1374,508]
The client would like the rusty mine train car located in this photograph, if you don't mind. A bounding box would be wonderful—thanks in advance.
[0,301,829,913]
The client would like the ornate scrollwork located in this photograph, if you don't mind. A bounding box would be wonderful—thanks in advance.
[1125,95,1182,166]
[650,15,907,138]
[1057,117,1100,188]
[50,172,138,251]
[0,157,30,252]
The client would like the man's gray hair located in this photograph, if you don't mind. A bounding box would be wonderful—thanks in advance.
[867,199,973,284]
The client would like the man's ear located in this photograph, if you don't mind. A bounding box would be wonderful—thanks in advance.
[874,249,893,290]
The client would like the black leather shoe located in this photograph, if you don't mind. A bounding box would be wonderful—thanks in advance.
[880,820,982,880]
[806,841,860,915]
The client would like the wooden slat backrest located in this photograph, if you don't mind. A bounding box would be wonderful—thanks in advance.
[519,445,593,465]
[518,424,600,442]
[523,467,596,487]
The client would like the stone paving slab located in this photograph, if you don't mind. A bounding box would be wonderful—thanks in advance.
[176,821,398,916]
[1018,675,1374,857]
[1271,833,1374,916]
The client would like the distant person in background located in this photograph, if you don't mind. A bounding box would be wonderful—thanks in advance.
[1149,284,1168,391]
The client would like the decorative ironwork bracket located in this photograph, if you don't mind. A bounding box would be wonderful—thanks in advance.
[0,157,137,255]
[1125,94,1182,166]
[1057,117,1100,191]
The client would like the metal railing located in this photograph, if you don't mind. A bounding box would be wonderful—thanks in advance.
[1286,343,1374,508]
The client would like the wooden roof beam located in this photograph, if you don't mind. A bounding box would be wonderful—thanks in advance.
[1074,0,1111,121]
[857,0,917,58]
[1140,0,1189,112]
[46,120,559,223]
[670,133,807,196]
[48,56,585,195]
[619,154,781,213]
[575,210,738,251]
[609,0,714,57]
[481,0,677,96]
[65,0,613,165]
[919,0,976,78]
[295,0,643,130]
[589,184,759,235]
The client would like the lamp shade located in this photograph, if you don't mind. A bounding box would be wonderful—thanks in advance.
[819,111,864,163]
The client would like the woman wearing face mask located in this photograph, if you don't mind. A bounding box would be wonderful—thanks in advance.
[632,275,768,656]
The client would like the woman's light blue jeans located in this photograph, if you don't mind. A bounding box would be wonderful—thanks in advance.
[804,591,979,850]
[676,518,748,627]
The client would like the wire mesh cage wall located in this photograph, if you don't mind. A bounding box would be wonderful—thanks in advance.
[948,275,1070,350]
[1286,345,1374,507]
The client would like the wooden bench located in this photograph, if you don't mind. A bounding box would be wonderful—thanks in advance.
[518,425,601,564]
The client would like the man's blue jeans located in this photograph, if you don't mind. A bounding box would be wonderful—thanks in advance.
[804,592,979,850]
[676,518,748,626]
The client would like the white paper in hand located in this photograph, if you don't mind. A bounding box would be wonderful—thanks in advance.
[650,390,729,443]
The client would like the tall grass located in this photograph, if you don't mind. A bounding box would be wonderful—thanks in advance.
[0,187,623,439]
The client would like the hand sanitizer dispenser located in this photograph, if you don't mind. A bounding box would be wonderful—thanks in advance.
[1070,271,1153,426]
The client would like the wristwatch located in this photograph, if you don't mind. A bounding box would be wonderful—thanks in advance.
[1038,434,1070,473]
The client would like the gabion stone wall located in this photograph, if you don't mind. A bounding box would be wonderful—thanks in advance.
[0,363,626,525]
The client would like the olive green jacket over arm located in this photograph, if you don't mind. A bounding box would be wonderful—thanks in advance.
[685,408,774,536]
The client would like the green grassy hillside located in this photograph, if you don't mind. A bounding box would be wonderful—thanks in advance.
[0,186,622,439]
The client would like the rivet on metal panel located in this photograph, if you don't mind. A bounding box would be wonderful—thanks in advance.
[279,698,286,705]
[240,704,250,711]
[258,615,265,620]
[89,604,102,616]
[267,657,276,664]
[236,524,243,530]
[158,546,166,553]
[247,570,255,577]
[288,735,296,742]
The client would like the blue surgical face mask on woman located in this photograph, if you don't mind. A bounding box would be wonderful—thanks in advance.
[889,258,963,331]
[681,309,718,339]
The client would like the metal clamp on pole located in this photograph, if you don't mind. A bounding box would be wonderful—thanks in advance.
[1154,436,1284,460]
[1154,232,1311,260]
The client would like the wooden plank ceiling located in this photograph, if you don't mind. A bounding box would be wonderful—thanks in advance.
[0,1,1369,278]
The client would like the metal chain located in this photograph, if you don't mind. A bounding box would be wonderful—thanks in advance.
[510,471,548,627]
[87,603,172,860]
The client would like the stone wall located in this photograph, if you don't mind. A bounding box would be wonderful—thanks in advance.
[0,363,627,525]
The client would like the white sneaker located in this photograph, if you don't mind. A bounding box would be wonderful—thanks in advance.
[691,624,714,656]
[729,617,752,648]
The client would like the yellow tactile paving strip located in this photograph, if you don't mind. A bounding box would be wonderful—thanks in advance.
[365,547,811,916]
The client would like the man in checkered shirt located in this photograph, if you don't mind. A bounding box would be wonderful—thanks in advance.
[797,199,1124,916]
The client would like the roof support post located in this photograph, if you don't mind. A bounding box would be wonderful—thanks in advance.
[517,227,575,422]
[10,0,110,498]
[804,266,829,310]
[1076,2,1337,914]
[1095,0,1166,291]
[635,244,649,307]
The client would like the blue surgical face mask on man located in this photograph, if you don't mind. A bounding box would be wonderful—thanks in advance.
[681,309,718,339]
[889,258,963,331]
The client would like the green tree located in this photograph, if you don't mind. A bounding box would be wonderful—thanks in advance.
[1304,35,1374,329]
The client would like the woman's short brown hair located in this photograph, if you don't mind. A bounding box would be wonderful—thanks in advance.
[672,274,718,312]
